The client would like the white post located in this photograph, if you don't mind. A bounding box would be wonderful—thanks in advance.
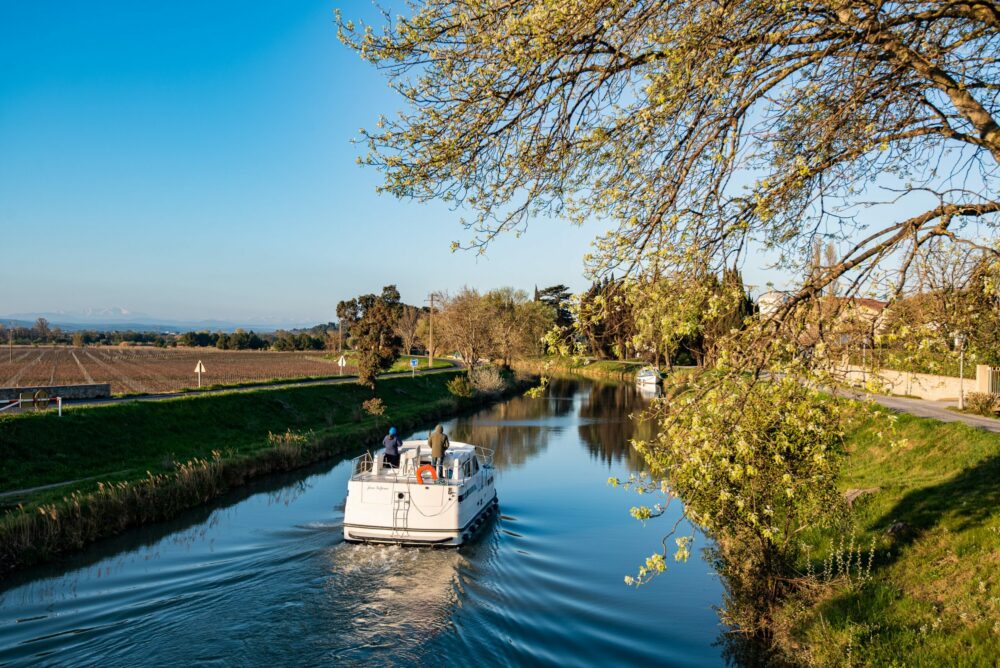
[955,333,966,410]
[57,396,62,417]
[198,368,202,388]
[959,347,965,410]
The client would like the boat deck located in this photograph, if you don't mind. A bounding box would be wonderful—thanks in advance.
[349,440,492,485]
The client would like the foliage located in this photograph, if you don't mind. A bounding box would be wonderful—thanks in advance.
[964,392,999,416]
[469,365,507,395]
[339,0,998,312]
[345,285,404,389]
[486,287,555,366]
[446,374,474,398]
[615,371,855,632]
[628,267,754,367]
[361,397,386,417]
[577,277,635,359]
[394,305,421,355]
[875,247,1000,373]
[437,287,555,368]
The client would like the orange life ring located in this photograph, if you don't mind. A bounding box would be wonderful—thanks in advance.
[415,464,438,485]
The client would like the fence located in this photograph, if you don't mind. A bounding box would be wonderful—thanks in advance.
[979,365,1000,394]
[0,394,63,417]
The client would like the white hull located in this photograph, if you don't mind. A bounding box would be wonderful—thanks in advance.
[344,494,498,546]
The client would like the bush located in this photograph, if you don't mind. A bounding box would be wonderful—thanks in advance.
[469,366,507,395]
[446,375,473,398]
[965,392,999,416]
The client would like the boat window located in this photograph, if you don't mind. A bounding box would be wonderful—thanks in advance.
[471,458,479,474]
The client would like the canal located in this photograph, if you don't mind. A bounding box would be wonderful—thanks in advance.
[0,378,726,666]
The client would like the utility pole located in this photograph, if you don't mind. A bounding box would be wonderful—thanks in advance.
[8,328,11,364]
[427,292,435,369]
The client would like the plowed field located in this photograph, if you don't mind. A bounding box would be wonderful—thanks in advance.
[0,347,356,394]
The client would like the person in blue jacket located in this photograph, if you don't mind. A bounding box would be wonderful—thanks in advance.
[383,426,403,468]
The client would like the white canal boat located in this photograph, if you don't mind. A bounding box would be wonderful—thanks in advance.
[343,440,498,546]
[635,366,662,387]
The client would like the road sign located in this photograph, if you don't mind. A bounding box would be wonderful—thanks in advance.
[410,358,418,367]
[338,355,347,376]
[410,358,418,376]
[194,360,206,388]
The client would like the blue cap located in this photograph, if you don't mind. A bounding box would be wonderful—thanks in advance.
[389,427,397,435]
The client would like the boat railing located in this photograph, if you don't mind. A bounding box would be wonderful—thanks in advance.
[475,446,495,468]
[352,451,374,476]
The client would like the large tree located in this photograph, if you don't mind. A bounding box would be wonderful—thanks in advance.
[340,1,999,320]
[436,287,495,369]
[350,285,405,389]
[394,304,421,355]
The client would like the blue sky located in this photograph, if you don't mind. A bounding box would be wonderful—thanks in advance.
[0,1,602,325]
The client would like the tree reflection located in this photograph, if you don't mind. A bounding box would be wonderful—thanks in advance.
[577,381,655,470]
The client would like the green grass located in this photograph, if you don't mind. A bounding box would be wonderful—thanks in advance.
[323,353,453,374]
[779,409,1000,665]
[0,372,463,502]
[516,356,647,378]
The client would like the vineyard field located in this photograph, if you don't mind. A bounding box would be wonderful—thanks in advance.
[0,347,357,395]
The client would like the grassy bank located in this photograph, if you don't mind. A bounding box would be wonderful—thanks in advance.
[0,371,530,574]
[777,410,1000,665]
[514,356,648,380]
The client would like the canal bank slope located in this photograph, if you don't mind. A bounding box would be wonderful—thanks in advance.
[775,408,1000,665]
[514,357,646,381]
[0,371,533,574]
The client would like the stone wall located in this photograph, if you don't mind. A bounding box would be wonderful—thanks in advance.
[0,383,112,401]
[840,365,989,401]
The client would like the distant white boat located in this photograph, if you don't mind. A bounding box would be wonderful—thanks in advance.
[343,440,497,546]
[635,366,662,387]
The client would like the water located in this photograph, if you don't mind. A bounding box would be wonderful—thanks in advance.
[0,378,726,667]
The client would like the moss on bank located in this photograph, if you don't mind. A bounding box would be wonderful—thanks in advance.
[777,410,1000,665]
[0,372,532,574]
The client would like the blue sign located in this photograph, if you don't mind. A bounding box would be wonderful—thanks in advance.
[410,359,419,368]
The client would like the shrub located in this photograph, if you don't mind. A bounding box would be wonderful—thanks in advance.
[965,392,999,416]
[446,374,474,398]
[361,397,386,417]
[469,366,507,395]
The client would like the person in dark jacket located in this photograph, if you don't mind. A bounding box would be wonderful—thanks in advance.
[427,424,450,478]
[383,426,402,468]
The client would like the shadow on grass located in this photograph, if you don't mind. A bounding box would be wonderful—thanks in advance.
[871,452,1000,563]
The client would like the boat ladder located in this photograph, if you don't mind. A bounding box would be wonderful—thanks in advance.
[391,494,410,538]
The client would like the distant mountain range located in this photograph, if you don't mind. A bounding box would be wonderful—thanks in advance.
[0,308,317,333]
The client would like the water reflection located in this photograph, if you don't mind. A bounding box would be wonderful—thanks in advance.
[446,379,577,469]
[576,379,656,469]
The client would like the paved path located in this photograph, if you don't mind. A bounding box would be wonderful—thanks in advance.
[853,392,1000,434]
